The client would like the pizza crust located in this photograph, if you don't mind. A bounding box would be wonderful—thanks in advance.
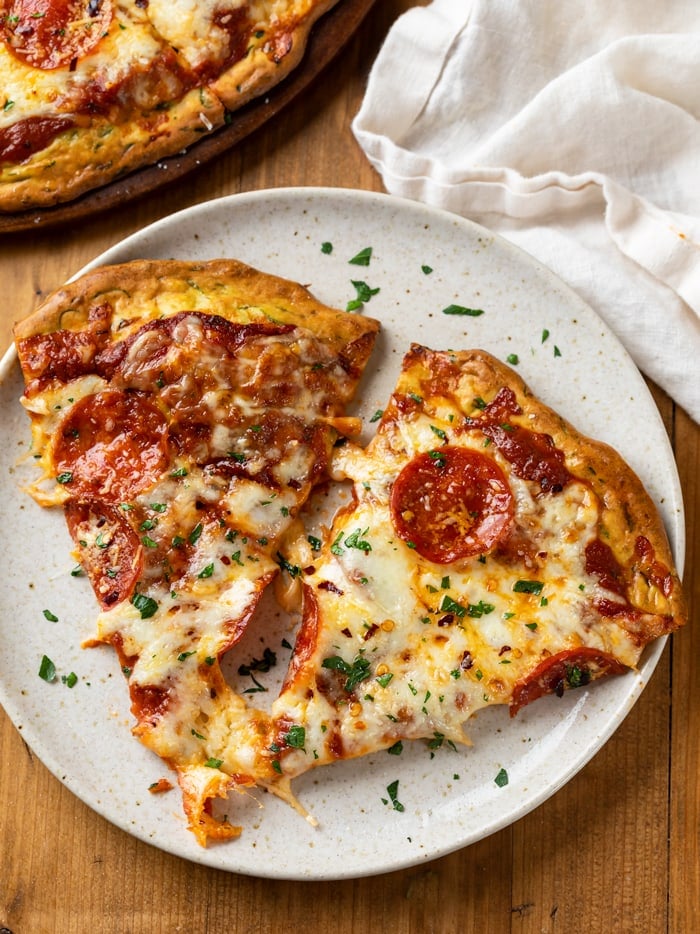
[0,89,226,212]
[14,256,379,377]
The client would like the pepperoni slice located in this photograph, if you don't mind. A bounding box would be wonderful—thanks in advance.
[390,446,514,564]
[53,389,169,502]
[1,0,113,70]
[510,647,627,715]
[64,500,142,609]
[0,116,76,165]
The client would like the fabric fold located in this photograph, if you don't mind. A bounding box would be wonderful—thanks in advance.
[353,0,700,422]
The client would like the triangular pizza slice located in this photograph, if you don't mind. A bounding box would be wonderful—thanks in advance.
[270,345,686,782]
[14,257,379,843]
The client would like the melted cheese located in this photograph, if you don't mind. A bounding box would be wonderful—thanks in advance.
[0,4,181,130]
[270,357,645,778]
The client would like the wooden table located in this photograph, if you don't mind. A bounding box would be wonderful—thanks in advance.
[0,3,697,931]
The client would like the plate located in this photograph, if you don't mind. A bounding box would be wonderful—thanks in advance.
[0,0,377,234]
[0,188,684,880]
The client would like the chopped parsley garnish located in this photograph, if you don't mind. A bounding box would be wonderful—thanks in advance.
[283,725,306,750]
[56,471,73,484]
[307,534,322,552]
[494,767,509,788]
[330,531,345,556]
[321,241,333,254]
[507,353,519,365]
[428,449,447,468]
[376,671,394,688]
[343,527,371,552]
[384,779,405,812]
[38,655,56,682]
[347,279,380,311]
[439,595,467,617]
[61,672,78,688]
[430,425,447,441]
[513,579,544,595]
[349,246,372,266]
[204,758,224,769]
[387,741,403,756]
[369,409,384,423]
[442,304,484,317]
[238,647,276,677]
[276,551,301,577]
[322,653,371,692]
[131,593,158,619]
[188,523,203,545]
[178,651,196,662]
[42,609,58,622]
[421,264,433,274]
[197,563,214,579]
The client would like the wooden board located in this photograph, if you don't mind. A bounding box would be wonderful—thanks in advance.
[0,0,377,234]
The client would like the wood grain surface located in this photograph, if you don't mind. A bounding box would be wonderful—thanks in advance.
[0,2,697,932]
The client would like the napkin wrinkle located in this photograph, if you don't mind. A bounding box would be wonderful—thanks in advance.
[353,0,700,422]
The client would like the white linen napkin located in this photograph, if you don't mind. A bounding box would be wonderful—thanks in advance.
[353,0,700,423]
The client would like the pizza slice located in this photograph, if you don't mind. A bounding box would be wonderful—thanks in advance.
[14,257,379,843]
[269,345,687,782]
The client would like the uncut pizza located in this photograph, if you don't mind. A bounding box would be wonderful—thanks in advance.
[0,0,340,211]
[13,258,686,845]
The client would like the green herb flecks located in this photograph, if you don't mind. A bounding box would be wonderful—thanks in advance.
[322,653,371,692]
[349,246,372,266]
[442,304,484,317]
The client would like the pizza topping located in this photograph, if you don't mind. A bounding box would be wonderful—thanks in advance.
[16,301,113,393]
[510,647,627,715]
[65,499,143,608]
[464,386,572,493]
[390,446,514,564]
[1,0,114,70]
[635,534,675,597]
[0,114,76,163]
[52,388,169,501]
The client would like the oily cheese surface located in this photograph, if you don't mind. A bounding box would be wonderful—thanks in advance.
[0,0,341,211]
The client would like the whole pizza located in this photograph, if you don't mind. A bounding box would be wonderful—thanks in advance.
[0,0,340,211]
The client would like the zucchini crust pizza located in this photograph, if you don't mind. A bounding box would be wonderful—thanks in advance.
[0,0,340,211]
[270,345,686,783]
[14,271,686,846]
[14,257,379,843]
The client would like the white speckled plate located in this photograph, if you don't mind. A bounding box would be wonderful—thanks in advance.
[0,189,684,880]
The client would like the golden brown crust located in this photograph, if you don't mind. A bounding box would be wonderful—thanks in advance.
[401,344,687,634]
[14,256,379,375]
[0,89,226,212]
[210,0,341,109]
